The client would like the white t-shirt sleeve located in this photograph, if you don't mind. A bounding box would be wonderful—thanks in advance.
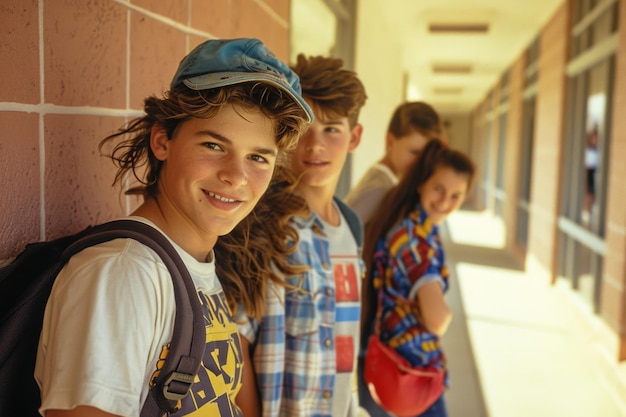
[345,164,398,225]
[35,239,174,417]
[346,186,389,225]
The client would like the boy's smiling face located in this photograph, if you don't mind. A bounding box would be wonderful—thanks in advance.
[151,104,277,244]
[289,106,361,193]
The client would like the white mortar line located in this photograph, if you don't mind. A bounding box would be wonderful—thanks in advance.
[112,0,217,39]
[0,102,144,117]
[253,0,288,28]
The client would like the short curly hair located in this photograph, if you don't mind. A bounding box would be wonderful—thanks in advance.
[290,54,367,128]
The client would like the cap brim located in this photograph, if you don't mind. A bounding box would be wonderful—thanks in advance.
[183,72,313,123]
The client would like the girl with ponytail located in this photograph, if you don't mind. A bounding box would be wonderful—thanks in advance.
[361,139,475,417]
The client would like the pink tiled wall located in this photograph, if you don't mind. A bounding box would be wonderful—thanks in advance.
[0,0,292,260]
[502,56,524,257]
[466,100,488,210]
[0,0,40,104]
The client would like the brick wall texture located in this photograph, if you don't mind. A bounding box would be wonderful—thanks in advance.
[0,0,291,259]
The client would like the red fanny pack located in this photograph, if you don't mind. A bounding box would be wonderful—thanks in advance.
[364,334,445,416]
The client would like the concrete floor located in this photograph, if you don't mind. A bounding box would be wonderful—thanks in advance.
[441,209,626,417]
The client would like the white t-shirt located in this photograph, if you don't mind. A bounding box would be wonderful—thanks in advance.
[585,146,599,168]
[35,217,243,417]
[323,214,362,417]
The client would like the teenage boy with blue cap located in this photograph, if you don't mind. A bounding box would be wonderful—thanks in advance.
[34,38,312,417]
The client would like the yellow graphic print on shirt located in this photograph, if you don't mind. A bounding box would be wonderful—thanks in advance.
[150,290,244,417]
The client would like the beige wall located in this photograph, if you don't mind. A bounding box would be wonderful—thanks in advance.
[441,113,472,154]
[503,56,525,256]
[469,3,569,279]
[526,3,569,284]
[351,1,405,186]
[0,0,291,260]
[603,0,626,358]
[468,3,570,278]
[469,0,626,361]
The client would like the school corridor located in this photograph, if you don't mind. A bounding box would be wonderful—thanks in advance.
[440,208,626,417]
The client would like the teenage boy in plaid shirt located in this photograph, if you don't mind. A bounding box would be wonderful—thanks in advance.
[235,54,368,417]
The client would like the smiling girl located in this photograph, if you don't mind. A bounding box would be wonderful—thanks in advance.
[361,139,475,417]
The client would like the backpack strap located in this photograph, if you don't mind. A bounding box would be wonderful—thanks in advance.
[61,220,205,417]
[334,196,363,248]
[333,196,363,250]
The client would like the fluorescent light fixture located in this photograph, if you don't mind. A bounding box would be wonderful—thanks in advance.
[428,23,489,33]
[433,87,463,94]
[432,63,473,74]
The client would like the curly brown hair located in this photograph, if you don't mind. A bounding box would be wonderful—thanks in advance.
[98,82,311,320]
[215,166,310,320]
[290,54,367,128]
[99,82,309,197]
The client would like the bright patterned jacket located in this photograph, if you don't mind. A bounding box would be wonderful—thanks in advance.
[372,203,449,377]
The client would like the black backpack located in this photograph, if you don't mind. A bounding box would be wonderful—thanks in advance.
[0,220,206,417]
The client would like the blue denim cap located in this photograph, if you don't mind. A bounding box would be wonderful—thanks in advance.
[171,38,313,123]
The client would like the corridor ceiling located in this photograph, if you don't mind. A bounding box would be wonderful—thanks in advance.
[374,0,565,113]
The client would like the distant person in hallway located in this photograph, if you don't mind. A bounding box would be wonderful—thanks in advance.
[234,54,367,417]
[345,101,442,226]
[361,139,475,417]
[583,123,599,220]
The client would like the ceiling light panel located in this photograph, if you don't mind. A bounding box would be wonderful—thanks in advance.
[428,23,489,33]
[432,63,473,74]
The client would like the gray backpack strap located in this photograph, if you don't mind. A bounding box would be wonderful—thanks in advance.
[334,196,363,248]
[64,220,205,417]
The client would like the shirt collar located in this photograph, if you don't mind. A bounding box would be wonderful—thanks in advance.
[409,203,438,237]
[292,212,327,237]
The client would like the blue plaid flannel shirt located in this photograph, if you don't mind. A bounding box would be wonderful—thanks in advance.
[238,212,364,417]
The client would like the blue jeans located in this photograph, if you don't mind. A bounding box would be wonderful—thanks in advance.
[358,356,391,417]
[416,394,448,417]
